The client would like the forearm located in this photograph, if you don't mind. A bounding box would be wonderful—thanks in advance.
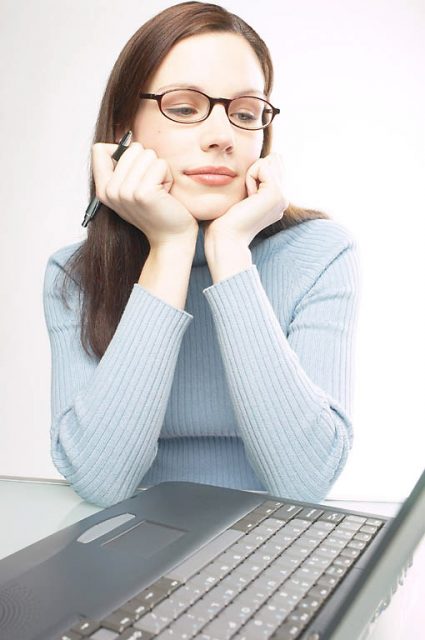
[139,233,197,310]
[203,258,357,501]
[50,283,193,507]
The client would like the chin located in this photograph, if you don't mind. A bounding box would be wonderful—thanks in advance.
[173,188,244,221]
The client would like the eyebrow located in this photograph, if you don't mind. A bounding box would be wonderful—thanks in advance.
[155,83,268,99]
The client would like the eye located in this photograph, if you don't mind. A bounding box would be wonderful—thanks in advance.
[231,110,257,122]
[165,105,199,117]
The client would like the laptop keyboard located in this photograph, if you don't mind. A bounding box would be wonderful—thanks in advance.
[59,500,384,640]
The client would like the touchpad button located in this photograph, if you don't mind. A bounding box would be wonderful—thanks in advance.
[101,520,186,558]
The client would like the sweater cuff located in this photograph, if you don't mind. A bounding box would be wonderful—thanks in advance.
[133,283,194,321]
[202,264,270,320]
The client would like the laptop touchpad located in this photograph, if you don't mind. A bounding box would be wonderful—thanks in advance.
[101,520,187,557]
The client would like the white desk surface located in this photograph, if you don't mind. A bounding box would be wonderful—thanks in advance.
[0,478,424,640]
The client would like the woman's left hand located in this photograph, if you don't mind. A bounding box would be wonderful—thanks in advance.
[203,152,289,248]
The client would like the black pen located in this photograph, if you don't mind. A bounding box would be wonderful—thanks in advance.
[81,130,133,227]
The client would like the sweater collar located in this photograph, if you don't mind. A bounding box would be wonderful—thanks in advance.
[192,223,264,267]
[193,224,207,267]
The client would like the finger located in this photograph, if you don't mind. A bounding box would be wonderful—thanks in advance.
[245,158,263,196]
[91,143,120,201]
[107,142,150,183]
[246,171,258,197]
[133,158,173,200]
[111,145,158,195]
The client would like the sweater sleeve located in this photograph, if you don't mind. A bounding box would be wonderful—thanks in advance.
[43,249,193,507]
[202,238,360,502]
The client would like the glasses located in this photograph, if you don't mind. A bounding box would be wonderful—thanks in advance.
[139,88,280,130]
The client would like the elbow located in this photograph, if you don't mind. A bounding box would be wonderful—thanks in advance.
[51,446,137,508]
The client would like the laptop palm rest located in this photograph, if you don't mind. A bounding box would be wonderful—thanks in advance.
[101,520,187,556]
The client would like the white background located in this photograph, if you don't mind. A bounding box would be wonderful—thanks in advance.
[0,0,423,500]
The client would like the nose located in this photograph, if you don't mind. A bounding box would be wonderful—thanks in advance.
[199,104,235,154]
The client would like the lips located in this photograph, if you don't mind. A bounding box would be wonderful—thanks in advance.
[184,166,237,177]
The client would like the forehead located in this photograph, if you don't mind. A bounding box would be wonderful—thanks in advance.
[148,32,265,96]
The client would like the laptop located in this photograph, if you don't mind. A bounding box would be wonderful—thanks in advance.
[0,469,423,640]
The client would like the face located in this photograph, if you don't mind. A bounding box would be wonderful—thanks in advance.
[129,32,266,221]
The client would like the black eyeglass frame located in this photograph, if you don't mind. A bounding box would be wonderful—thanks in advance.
[138,88,280,130]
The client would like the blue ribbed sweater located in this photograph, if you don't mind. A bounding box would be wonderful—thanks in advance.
[43,219,360,508]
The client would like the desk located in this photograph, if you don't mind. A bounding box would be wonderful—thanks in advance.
[1,478,424,639]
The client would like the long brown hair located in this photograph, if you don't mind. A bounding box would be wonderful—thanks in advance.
[61,1,329,359]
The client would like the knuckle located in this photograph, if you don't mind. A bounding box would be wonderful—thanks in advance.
[143,148,157,161]
[118,186,134,201]
[134,188,148,205]
[104,182,119,202]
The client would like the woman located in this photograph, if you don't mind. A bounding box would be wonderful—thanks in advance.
[43,1,360,508]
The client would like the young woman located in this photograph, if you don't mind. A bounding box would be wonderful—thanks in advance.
[43,2,360,507]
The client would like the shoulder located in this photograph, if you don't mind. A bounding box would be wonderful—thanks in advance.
[261,218,357,266]
[43,240,84,296]
[46,240,84,271]
[253,219,359,292]
[267,218,357,256]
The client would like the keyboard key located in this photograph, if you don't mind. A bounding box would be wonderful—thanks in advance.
[309,584,331,601]
[287,606,313,627]
[240,583,270,607]
[317,573,339,589]
[345,515,367,524]
[366,518,384,527]
[310,520,335,532]
[332,528,354,541]
[101,610,133,633]
[201,610,244,639]
[256,500,285,516]
[284,519,310,534]
[347,539,367,550]
[60,632,83,640]
[271,621,303,639]
[297,595,321,612]
[339,520,362,532]
[333,556,355,568]
[289,570,316,590]
[89,629,119,640]
[340,547,362,560]
[262,518,286,533]
[212,581,240,603]
[167,530,244,582]
[325,564,347,579]
[297,508,324,522]
[315,545,340,560]
[284,579,310,598]
[232,517,262,533]
[71,620,100,636]
[137,577,174,610]
[251,602,289,630]
[120,599,149,620]
[325,536,348,548]
[233,618,277,639]
[319,511,345,524]
[273,504,303,522]
[166,610,208,636]
[119,629,153,640]
[359,525,378,535]
[353,532,372,542]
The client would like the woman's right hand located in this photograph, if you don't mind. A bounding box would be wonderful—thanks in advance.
[91,141,199,248]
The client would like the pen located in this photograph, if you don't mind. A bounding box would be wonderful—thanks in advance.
[81,130,133,227]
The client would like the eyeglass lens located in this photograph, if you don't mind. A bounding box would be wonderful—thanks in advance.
[160,90,273,129]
